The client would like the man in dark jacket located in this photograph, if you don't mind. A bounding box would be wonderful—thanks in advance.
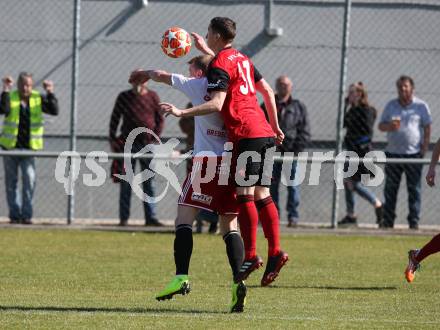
[109,78,164,226]
[263,75,310,227]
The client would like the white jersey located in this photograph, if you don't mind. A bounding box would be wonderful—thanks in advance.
[171,74,227,156]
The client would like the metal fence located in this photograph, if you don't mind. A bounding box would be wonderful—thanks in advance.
[0,0,440,228]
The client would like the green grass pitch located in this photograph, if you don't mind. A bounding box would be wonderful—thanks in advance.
[0,228,439,329]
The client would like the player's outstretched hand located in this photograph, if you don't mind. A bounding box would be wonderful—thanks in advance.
[160,102,183,117]
[191,32,215,56]
[129,69,149,85]
[426,167,436,187]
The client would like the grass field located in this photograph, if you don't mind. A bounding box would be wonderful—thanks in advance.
[0,228,439,329]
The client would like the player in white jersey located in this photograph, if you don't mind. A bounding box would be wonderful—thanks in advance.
[172,74,226,157]
[129,53,246,313]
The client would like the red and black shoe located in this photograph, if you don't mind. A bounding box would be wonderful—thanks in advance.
[235,255,263,282]
[261,251,289,287]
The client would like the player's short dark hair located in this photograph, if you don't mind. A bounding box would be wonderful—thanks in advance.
[396,75,415,88]
[188,55,213,75]
[209,17,236,42]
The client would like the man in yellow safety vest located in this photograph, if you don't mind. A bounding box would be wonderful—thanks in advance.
[0,72,59,224]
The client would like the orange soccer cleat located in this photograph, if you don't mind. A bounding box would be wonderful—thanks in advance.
[404,249,420,283]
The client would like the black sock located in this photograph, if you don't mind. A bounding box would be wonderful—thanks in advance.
[223,230,244,280]
[174,224,193,275]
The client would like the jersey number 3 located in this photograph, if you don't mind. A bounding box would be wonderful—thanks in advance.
[237,60,255,95]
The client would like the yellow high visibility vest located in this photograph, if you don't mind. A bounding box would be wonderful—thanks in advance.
[0,90,44,150]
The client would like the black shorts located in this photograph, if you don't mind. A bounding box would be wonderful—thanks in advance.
[233,137,275,187]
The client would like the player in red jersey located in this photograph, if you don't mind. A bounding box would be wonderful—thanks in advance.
[405,137,440,282]
[130,54,247,312]
[161,17,288,287]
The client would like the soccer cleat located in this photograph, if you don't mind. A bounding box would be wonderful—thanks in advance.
[405,249,420,283]
[261,251,289,287]
[235,255,263,282]
[156,275,191,301]
[230,281,247,313]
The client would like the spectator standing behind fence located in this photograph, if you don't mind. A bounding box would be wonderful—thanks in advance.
[337,82,383,228]
[0,73,59,224]
[109,77,164,227]
[262,75,310,227]
[378,75,432,230]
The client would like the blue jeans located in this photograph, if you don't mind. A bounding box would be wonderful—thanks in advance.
[3,155,36,220]
[119,144,157,222]
[383,153,423,227]
[344,179,377,215]
[270,160,300,219]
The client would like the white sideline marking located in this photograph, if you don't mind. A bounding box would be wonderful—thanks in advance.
[145,314,440,325]
[5,310,440,325]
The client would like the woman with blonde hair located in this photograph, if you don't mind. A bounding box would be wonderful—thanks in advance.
[338,82,383,227]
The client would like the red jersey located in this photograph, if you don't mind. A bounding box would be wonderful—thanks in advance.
[207,47,274,142]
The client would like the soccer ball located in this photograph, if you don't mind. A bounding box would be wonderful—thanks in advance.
[161,27,191,58]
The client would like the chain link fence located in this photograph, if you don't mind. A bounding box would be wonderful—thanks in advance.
[0,0,440,229]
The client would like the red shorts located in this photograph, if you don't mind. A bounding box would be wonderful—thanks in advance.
[178,157,238,215]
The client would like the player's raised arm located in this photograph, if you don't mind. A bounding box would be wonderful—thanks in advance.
[191,32,215,56]
[146,70,172,85]
[256,78,284,145]
[129,69,172,86]
[427,138,440,186]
